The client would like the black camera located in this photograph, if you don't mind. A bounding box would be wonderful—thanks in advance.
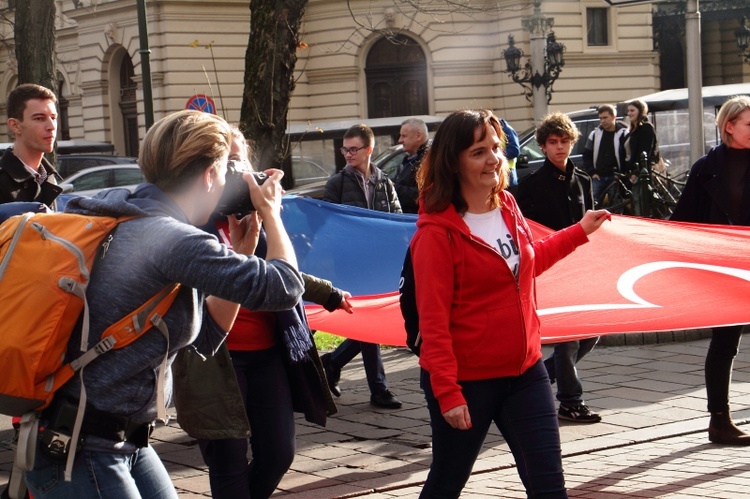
[217,160,268,217]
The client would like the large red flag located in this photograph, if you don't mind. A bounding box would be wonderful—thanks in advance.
[305,215,750,346]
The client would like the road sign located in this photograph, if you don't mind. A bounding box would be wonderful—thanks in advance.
[185,94,216,114]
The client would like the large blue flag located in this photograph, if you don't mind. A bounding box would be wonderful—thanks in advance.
[281,196,417,296]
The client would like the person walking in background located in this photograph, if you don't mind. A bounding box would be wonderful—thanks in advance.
[671,95,750,446]
[516,112,601,424]
[395,118,429,213]
[582,104,628,203]
[411,108,610,497]
[321,124,403,409]
[624,98,661,174]
[0,83,62,207]
[500,118,521,188]
[174,126,352,499]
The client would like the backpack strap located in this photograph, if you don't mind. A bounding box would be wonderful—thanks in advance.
[60,283,180,481]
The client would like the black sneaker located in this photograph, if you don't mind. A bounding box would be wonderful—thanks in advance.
[370,390,402,409]
[558,404,601,424]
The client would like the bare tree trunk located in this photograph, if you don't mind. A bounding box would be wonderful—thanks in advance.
[240,0,306,188]
[15,0,57,92]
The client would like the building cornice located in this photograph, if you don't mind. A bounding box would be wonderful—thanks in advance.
[432,60,495,77]
[305,67,360,85]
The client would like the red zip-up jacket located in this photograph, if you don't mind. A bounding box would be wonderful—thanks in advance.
[411,190,589,413]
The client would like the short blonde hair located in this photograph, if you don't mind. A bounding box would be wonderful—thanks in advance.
[139,110,231,192]
[716,95,750,147]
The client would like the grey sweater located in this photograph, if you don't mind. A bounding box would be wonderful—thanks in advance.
[60,184,304,423]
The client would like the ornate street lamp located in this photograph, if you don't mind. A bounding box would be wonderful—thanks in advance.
[736,17,750,65]
[502,31,565,104]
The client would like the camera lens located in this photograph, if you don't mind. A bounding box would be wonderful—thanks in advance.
[216,161,267,217]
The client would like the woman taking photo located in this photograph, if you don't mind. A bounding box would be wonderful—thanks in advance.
[411,109,609,498]
[24,110,304,498]
[671,95,750,446]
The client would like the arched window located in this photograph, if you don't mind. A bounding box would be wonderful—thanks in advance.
[365,35,427,118]
[119,55,139,157]
[56,72,70,140]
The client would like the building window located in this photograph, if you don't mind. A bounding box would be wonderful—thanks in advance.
[365,35,428,119]
[587,7,609,46]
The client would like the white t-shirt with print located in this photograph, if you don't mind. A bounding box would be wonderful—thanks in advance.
[462,208,520,277]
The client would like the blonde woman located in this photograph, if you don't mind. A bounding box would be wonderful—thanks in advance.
[25,110,303,498]
[672,95,750,446]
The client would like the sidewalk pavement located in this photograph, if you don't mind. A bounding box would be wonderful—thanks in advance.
[3,337,750,498]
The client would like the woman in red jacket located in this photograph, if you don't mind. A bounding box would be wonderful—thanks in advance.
[411,109,609,498]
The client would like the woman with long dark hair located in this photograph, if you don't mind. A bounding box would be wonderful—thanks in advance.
[625,98,661,172]
[411,109,610,497]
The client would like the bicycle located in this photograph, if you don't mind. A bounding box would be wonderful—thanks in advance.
[596,158,687,220]
[630,160,687,219]
[596,172,632,215]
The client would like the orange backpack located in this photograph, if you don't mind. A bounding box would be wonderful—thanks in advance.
[0,211,181,495]
[0,212,180,416]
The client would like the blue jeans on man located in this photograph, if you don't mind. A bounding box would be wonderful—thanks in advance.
[329,339,387,394]
[592,176,613,205]
[544,337,601,423]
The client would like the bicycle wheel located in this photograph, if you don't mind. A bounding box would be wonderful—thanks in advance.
[599,181,630,215]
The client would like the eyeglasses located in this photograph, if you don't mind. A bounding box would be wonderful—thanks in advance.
[340,145,367,156]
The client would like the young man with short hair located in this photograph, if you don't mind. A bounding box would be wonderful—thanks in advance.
[321,124,403,409]
[0,83,62,206]
[582,104,628,203]
[516,112,601,424]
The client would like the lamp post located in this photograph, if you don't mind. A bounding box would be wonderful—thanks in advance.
[502,0,565,122]
[737,16,750,65]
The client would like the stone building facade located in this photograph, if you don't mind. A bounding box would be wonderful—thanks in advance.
[0,0,747,158]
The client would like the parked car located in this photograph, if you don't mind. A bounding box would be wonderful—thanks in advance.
[57,154,138,179]
[59,164,144,197]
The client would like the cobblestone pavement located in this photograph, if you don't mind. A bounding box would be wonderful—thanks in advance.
[3,337,750,498]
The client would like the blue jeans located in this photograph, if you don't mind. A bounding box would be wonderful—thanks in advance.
[419,360,566,498]
[198,347,295,499]
[544,338,599,405]
[330,339,388,395]
[25,443,176,499]
[706,325,744,413]
[592,176,613,204]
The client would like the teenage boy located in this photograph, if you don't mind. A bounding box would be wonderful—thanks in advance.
[516,112,601,424]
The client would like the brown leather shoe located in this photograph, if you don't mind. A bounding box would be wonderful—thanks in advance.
[708,412,750,446]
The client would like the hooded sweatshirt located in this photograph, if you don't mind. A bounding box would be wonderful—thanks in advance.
[411,190,588,413]
[59,184,304,424]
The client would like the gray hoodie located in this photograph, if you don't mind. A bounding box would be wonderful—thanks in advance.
[60,184,304,423]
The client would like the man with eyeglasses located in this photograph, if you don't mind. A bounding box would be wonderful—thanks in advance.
[320,123,403,409]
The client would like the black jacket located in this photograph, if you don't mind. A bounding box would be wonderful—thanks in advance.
[394,142,427,214]
[625,120,660,171]
[515,157,594,230]
[0,148,62,206]
[323,164,402,213]
[671,144,750,226]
